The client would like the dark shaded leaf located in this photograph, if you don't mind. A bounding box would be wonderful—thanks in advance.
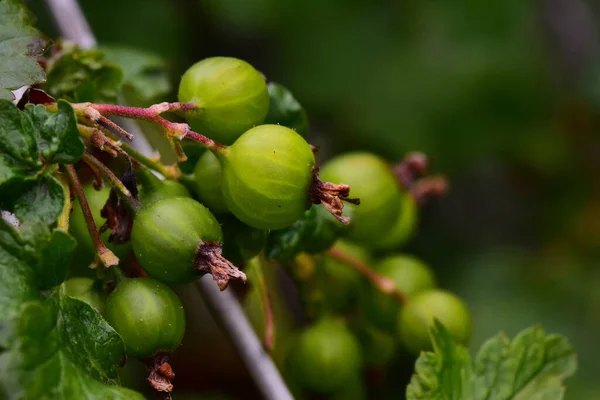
[102,45,171,105]
[265,82,309,136]
[0,0,50,100]
[35,230,76,290]
[44,43,123,103]
[0,100,39,167]
[7,175,65,225]
[25,100,84,164]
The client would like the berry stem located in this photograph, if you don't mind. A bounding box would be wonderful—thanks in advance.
[255,257,276,352]
[326,246,407,305]
[120,143,181,180]
[82,152,132,198]
[62,164,119,268]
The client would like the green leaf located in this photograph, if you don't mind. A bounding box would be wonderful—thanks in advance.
[0,0,49,100]
[102,45,171,105]
[34,230,76,290]
[0,219,37,321]
[25,100,84,164]
[0,289,144,400]
[265,82,309,137]
[0,100,39,167]
[266,204,348,261]
[406,321,577,400]
[7,175,65,225]
[44,43,123,103]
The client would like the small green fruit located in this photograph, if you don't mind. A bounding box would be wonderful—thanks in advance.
[290,318,362,394]
[219,124,315,230]
[131,197,222,284]
[193,150,229,214]
[178,57,270,145]
[69,184,131,262]
[355,323,398,368]
[64,277,106,314]
[398,290,472,354]
[319,152,402,246]
[361,254,436,332]
[105,278,185,359]
[374,191,418,251]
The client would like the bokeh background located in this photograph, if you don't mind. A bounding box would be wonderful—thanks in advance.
[28,0,600,398]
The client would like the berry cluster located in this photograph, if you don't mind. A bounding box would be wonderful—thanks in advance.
[63,56,472,396]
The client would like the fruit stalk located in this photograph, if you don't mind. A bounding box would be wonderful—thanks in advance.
[326,246,407,305]
[63,164,119,267]
[82,152,132,197]
[256,257,276,352]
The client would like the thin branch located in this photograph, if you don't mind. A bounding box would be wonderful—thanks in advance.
[62,164,118,267]
[82,152,132,197]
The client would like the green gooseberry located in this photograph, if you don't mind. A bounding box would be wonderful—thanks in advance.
[355,323,398,369]
[219,215,267,266]
[398,289,472,355]
[361,254,436,332]
[64,277,106,314]
[374,191,418,251]
[319,152,402,247]
[217,124,316,230]
[131,197,245,289]
[136,167,190,207]
[69,183,131,263]
[104,278,186,359]
[193,150,229,214]
[178,56,270,145]
[290,318,362,394]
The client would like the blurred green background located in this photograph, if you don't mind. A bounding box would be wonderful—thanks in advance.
[29,0,600,398]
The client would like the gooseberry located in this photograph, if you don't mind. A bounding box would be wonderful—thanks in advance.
[319,152,402,246]
[137,167,190,207]
[178,57,270,145]
[104,278,186,359]
[64,277,106,314]
[361,254,436,332]
[397,289,472,354]
[130,197,245,289]
[192,150,228,214]
[374,191,418,251]
[289,317,362,394]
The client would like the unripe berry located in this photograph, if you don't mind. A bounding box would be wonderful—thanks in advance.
[192,150,228,214]
[178,57,269,145]
[319,152,402,246]
[104,278,185,359]
[398,290,472,354]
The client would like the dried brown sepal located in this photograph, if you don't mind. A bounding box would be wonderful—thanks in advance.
[80,157,104,190]
[90,130,118,157]
[309,165,360,224]
[100,169,139,244]
[194,242,247,291]
[410,175,449,205]
[147,353,175,393]
[392,152,429,189]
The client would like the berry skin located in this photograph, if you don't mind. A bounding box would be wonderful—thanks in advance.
[218,124,316,230]
[290,318,362,394]
[178,57,270,145]
[104,278,185,359]
[374,191,418,251]
[397,289,472,354]
[131,197,245,288]
[192,150,229,214]
[361,254,436,332]
[64,277,106,314]
[69,183,131,262]
[319,152,402,247]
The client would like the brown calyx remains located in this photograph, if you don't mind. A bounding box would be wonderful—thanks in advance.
[194,242,247,290]
[309,165,360,224]
[147,353,175,393]
[392,152,449,205]
[100,168,139,244]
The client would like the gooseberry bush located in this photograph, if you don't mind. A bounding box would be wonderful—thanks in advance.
[0,1,578,399]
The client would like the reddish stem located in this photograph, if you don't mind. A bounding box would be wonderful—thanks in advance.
[82,152,132,197]
[255,257,276,352]
[326,247,407,305]
[63,164,119,268]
